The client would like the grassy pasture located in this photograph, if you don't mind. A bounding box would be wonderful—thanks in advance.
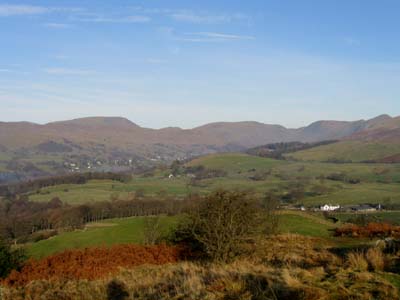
[333,211,400,225]
[26,209,396,259]
[27,216,178,258]
[302,182,400,206]
[27,153,400,207]
[187,153,285,175]
[287,141,400,162]
[29,178,192,204]
[275,161,400,183]
[26,212,333,258]
[278,212,334,238]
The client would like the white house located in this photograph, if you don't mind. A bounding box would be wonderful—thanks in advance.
[320,204,340,211]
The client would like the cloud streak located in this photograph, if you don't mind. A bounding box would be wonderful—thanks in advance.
[44,68,96,76]
[170,12,230,24]
[0,4,82,16]
[131,7,251,24]
[0,4,48,16]
[75,13,151,23]
[179,32,255,43]
[171,11,250,24]
[44,23,73,29]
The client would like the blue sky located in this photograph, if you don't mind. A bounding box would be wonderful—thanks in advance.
[1,1,399,128]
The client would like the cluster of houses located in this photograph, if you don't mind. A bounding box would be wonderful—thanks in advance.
[320,204,340,211]
[288,203,383,212]
[319,203,382,212]
[63,158,139,172]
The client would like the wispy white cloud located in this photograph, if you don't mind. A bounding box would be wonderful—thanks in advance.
[185,32,255,42]
[131,7,251,24]
[44,68,96,76]
[169,11,249,24]
[76,13,151,23]
[170,12,229,24]
[0,4,82,16]
[0,4,48,16]
[158,27,254,43]
[44,23,73,29]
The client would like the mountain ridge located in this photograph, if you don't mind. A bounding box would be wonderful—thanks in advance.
[0,114,399,182]
[1,114,399,149]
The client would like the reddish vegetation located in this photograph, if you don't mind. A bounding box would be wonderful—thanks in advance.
[3,244,185,287]
[334,223,400,238]
[379,153,400,163]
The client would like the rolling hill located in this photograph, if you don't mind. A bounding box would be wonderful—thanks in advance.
[0,114,399,182]
[288,115,400,162]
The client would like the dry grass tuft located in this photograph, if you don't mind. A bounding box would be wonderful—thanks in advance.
[255,234,341,270]
[1,235,399,300]
[366,247,385,271]
[347,252,369,272]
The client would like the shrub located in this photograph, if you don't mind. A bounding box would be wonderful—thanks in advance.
[334,223,400,238]
[0,240,26,279]
[174,190,263,262]
[143,217,163,245]
[262,192,280,235]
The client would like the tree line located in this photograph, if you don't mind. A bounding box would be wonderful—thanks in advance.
[0,172,132,197]
[0,194,195,244]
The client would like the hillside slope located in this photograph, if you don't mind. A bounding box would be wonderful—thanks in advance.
[0,115,398,181]
[288,115,400,162]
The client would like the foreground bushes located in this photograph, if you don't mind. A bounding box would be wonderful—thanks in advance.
[2,244,185,287]
[173,190,264,262]
[334,222,400,238]
[0,240,25,279]
[1,235,398,300]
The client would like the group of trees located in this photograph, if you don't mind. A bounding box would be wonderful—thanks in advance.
[326,172,361,184]
[169,161,227,179]
[247,140,337,159]
[0,172,132,198]
[0,195,194,244]
[0,189,282,279]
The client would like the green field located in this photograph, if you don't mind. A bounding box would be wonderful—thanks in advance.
[28,153,400,207]
[26,212,336,258]
[302,182,400,206]
[29,178,192,204]
[333,211,400,225]
[278,212,335,238]
[287,141,400,162]
[27,216,179,258]
[187,153,286,174]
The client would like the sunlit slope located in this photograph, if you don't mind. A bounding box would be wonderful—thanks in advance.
[186,153,286,174]
[287,141,400,162]
[27,216,178,258]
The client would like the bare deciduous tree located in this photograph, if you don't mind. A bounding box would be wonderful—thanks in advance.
[143,217,162,245]
[181,190,263,262]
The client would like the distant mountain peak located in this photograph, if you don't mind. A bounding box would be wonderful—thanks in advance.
[367,114,393,123]
[47,117,140,128]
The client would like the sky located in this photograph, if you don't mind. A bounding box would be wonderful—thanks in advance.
[1,0,400,129]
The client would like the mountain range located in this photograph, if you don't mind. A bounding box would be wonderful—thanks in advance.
[0,114,399,182]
